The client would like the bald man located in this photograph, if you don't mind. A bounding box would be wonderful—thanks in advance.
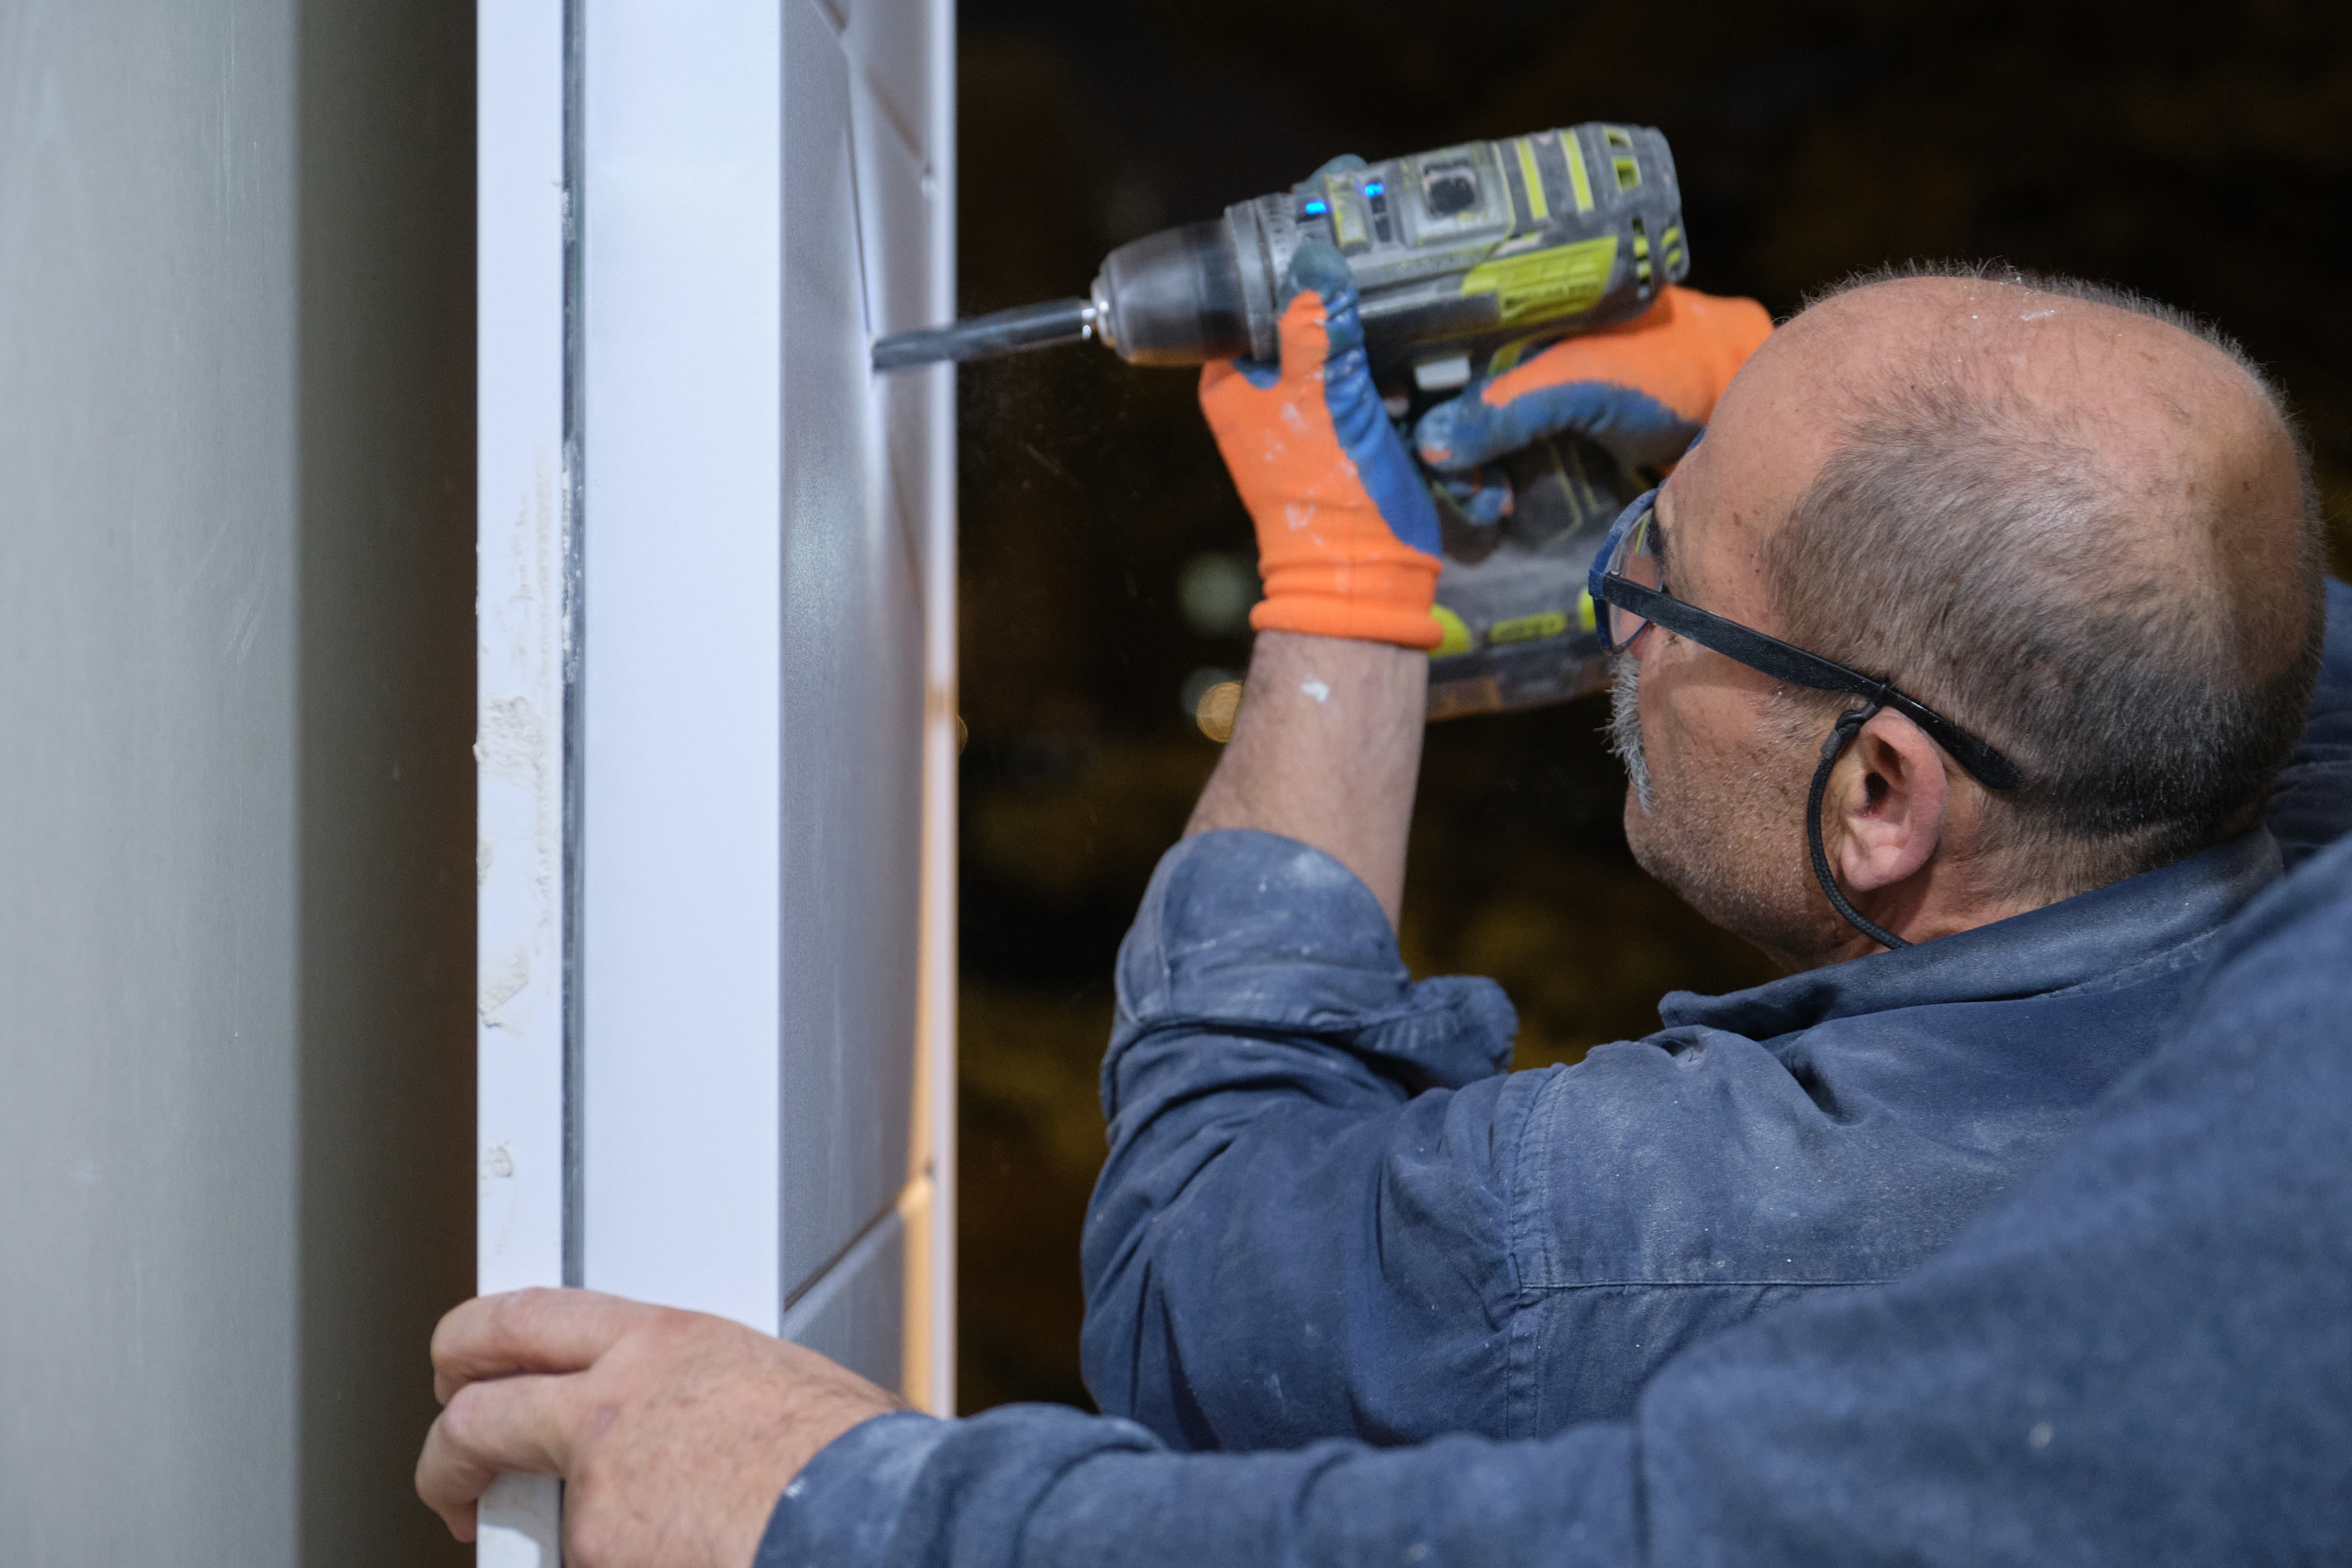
[412,262,2352,1567]
[1067,258,2344,1453]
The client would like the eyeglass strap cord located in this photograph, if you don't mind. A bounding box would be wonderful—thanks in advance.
[1806,702,1912,952]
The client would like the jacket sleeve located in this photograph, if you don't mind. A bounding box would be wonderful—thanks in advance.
[2267,577,2352,867]
[762,831,2352,1568]
[1076,829,1531,1450]
[758,1405,1643,1568]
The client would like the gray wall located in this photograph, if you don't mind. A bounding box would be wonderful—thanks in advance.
[0,2,474,1560]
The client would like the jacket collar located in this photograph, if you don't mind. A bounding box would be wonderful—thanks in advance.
[1659,828,2283,1039]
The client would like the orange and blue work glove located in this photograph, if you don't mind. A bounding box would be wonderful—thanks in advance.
[1414,284,1773,519]
[1200,241,1446,650]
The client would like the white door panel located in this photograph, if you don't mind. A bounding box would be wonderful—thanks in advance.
[781,1204,908,1391]
[841,0,945,194]
[578,0,787,1331]
[854,56,951,591]
[777,0,927,1302]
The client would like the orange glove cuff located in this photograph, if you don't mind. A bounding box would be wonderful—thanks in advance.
[1248,550,1445,648]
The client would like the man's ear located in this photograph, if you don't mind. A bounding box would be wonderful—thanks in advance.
[1829,708,1949,893]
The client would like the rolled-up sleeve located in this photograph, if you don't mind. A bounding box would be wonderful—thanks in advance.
[1079,829,1528,1450]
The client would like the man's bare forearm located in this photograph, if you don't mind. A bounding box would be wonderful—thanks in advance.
[1184,630,1427,926]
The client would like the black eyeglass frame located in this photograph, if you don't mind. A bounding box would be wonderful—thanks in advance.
[1587,493,2024,794]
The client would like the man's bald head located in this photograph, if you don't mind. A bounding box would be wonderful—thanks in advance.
[1750,266,2323,891]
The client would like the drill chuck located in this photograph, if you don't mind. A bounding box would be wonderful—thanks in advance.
[1088,220,1252,364]
[875,123,1689,388]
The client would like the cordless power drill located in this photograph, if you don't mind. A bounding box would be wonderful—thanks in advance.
[873,124,1693,719]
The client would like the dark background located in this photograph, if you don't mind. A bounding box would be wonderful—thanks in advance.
[951,0,2352,1412]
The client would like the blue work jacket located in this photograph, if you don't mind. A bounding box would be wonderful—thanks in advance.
[761,829,2352,1568]
[1077,822,2279,1450]
[1075,576,2352,1451]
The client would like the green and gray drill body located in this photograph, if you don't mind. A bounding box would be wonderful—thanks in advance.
[873,123,1694,718]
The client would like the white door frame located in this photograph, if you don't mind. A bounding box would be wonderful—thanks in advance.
[475,2,955,1557]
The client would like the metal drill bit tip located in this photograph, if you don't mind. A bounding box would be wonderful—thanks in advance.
[872,296,1098,371]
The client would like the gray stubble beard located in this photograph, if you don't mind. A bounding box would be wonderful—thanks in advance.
[1607,650,1654,813]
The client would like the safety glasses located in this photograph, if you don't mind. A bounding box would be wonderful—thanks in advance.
[1587,491,2022,793]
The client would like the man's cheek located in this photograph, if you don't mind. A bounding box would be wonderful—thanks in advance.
[1634,667,1679,789]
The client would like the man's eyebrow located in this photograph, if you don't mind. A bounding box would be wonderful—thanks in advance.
[1651,505,1673,576]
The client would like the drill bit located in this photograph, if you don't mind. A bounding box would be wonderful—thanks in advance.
[873,297,1099,371]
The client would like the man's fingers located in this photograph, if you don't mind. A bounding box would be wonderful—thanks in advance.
[415,1372,579,1539]
[432,1287,661,1401]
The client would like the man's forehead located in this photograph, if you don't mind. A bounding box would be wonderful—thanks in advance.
[1654,425,1785,622]
[1656,339,1835,559]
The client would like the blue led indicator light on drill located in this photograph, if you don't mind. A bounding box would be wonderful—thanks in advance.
[1302,200,1328,215]
[1363,181,1386,196]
